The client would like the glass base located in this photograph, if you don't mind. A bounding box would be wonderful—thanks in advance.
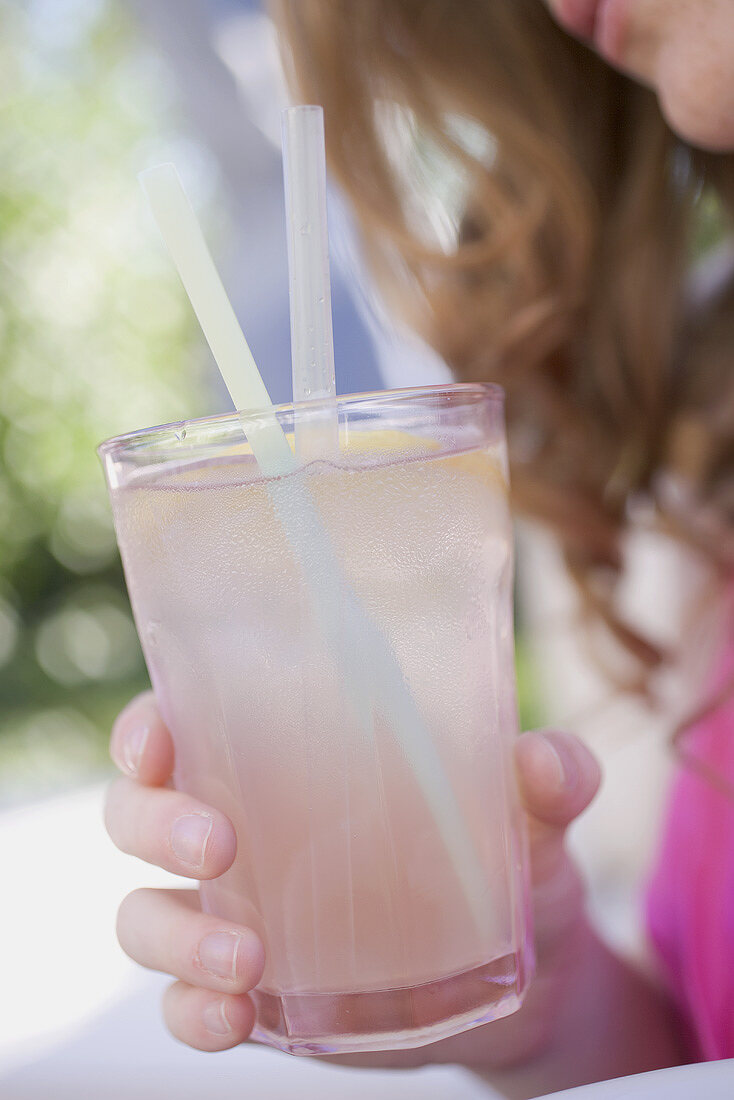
[250,952,527,1056]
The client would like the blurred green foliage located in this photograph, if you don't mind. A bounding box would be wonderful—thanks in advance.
[515,634,544,734]
[0,0,207,802]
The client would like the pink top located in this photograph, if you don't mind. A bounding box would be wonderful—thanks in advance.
[646,628,734,1061]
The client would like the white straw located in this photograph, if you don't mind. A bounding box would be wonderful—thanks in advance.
[281,106,339,459]
[139,164,295,477]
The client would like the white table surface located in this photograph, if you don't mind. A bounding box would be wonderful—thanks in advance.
[543,1059,734,1098]
[1,783,732,1099]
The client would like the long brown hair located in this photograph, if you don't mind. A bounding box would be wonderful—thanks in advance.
[271,0,734,697]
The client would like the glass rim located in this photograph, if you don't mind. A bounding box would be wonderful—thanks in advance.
[97,382,504,460]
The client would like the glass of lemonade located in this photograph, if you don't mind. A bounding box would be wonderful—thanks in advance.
[99,382,533,1055]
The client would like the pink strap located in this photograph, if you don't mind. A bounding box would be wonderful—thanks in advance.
[646,633,734,1060]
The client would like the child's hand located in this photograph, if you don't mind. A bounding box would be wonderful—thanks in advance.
[105,691,601,1064]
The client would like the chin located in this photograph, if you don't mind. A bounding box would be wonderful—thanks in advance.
[664,112,734,155]
[652,9,734,154]
[657,70,734,154]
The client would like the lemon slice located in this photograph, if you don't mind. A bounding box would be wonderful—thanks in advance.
[173,427,507,493]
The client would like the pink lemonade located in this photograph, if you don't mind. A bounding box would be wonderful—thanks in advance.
[102,387,533,1054]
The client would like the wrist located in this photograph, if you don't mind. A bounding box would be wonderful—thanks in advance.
[469,921,682,1098]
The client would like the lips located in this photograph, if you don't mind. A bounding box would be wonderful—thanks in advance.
[553,0,599,38]
[553,0,627,64]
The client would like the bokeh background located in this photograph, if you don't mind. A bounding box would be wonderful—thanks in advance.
[2,0,208,803]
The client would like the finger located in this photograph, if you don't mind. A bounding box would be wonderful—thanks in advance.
[515,729,601,831]
[163,980,256,1052]
[117,888,265,995]
[514,730,600,931]
[110,691,174,786]
[105,778,236,879]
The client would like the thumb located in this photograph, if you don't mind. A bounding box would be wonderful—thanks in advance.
[515,730,601,951]
[515,729,602,831]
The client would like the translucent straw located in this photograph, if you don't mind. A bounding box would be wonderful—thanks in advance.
[139,164,296,478]
[139,162,494,940]
[281,105,339,460]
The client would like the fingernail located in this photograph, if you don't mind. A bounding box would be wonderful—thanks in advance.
[203,999,232,1036]
[520,733,577,791]
[118,723,150,776]
[170,812,213,869]
[197,931,241,982]
[538,737,565,787]
[541,735,578,791]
